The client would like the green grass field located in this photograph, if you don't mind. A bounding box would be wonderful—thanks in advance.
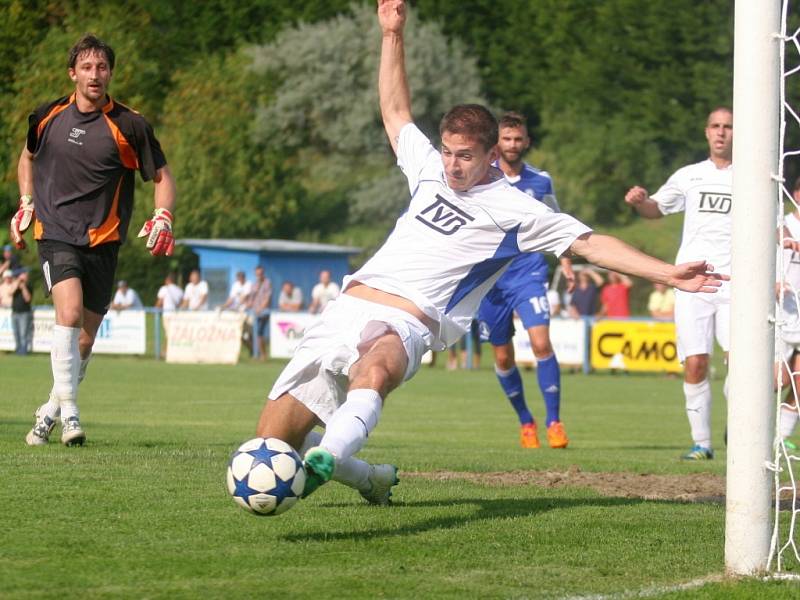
[1,354,797,599]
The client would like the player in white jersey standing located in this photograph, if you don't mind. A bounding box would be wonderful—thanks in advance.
[248,0,728,505]
[624,107,733,460]
[776,176,800,450]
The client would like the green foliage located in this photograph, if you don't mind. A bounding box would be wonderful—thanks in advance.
[157,51,311,241]
[248,2,487,230]
[417,0,733,226]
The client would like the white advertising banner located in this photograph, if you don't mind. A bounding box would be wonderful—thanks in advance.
[163,311,246,364]
[512,317,587,367]
[0,308,146,354]
[270,311,320,359]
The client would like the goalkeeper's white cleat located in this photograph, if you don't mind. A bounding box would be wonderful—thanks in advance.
[360,464,399,506]
[61,417,86,447]
[25,407,56,446]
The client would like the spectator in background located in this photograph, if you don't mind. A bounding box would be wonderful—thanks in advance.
[11,270,33,355]
[111,280,143,310]
[156,273,183,312]
[250,266,273,359]
[181,269,209,311]
[568,269,603,318]
[648,282,676,320]
[1,244,21,274]
[308,269,340,314]
[278,280,303,312]
[0,270,14,307]
[221,270,252,311]
[598,271,633,318]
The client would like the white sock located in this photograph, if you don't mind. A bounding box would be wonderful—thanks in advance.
[320,389,383,462]
[39,392,61,421]
[51,325,81,421]
[301,430,371,490]
[780,407,799,439]
[78,353,92,384]
[684,379,712,448]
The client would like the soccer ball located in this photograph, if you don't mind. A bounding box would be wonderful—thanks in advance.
[226,437,306,516]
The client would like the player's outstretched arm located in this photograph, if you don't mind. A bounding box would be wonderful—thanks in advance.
[569,232,728,293]
[624,186,664,219]
[378,0,413,154]
[138,165,177,257]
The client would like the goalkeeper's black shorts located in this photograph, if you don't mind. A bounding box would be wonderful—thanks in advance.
[37,239,120,315]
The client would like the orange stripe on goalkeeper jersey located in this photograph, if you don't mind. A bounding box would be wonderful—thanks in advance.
[36,94,75,138]
[33,217,44,240]
[87,177,122,247]
[102,107,139,170]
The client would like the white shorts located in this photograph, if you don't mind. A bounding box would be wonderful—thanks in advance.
[268,294,433,423]
[778,307,800,361]
[674,288,730,362]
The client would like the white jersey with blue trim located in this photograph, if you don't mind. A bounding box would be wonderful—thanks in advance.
[651,159,732,275]
[345,123,591,350]
[494,161,559,286]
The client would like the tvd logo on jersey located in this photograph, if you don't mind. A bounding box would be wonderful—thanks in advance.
[415,195,475,235]
[698,192,731,214]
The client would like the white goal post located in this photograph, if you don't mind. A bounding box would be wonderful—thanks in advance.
[726,0,781,576]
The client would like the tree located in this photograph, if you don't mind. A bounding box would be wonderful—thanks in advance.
[416,0,733,226]
[248,2,488,232]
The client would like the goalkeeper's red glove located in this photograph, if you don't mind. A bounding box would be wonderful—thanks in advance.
[9,194,35,250]
[138,208,174,256]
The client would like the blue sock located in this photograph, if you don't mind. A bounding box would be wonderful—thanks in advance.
[495,366,533,425]
[536,354,561,426]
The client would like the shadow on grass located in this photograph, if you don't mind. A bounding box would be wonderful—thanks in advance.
[280,495,645,542]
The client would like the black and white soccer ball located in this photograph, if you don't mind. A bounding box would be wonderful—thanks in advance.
[226,437,306,516]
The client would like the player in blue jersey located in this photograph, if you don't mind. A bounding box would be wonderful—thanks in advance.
[477,112,574,449]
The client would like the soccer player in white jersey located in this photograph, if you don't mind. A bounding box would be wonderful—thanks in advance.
[624,107,733,460]
[776,177,800,450]
[249,0,728,504]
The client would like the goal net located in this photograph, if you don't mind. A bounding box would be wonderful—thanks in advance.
[768,0,800,574]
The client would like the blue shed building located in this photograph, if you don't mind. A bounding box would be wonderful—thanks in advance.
[178,239,361,308]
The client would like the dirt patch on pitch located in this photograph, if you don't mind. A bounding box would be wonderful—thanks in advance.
[406,467,726,503]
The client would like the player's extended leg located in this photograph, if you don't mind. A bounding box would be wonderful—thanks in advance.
[26,277,84,446]
[492,342,538,447]
[682,353,713,460]
[529,324,568,448]
[300,430,398,505]
[256,392,322,451]
[305,332,408,494]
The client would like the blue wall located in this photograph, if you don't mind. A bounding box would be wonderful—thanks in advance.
[189,246,352,309]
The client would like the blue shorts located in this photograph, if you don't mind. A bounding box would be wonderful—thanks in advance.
[478,280,550,346]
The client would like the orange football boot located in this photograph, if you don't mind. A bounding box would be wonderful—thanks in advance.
[546,421,569,449]
[520,422,540,448]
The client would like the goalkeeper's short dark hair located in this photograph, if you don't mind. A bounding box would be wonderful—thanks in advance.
[68,34,115,71]
[793,175,800,192]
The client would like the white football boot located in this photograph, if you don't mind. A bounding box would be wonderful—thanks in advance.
[360,464,399,505]
[61,416,86,447]
[25,406,57,446]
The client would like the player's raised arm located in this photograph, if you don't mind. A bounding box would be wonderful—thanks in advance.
[569,232,728,293]
[378,0,413,154]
